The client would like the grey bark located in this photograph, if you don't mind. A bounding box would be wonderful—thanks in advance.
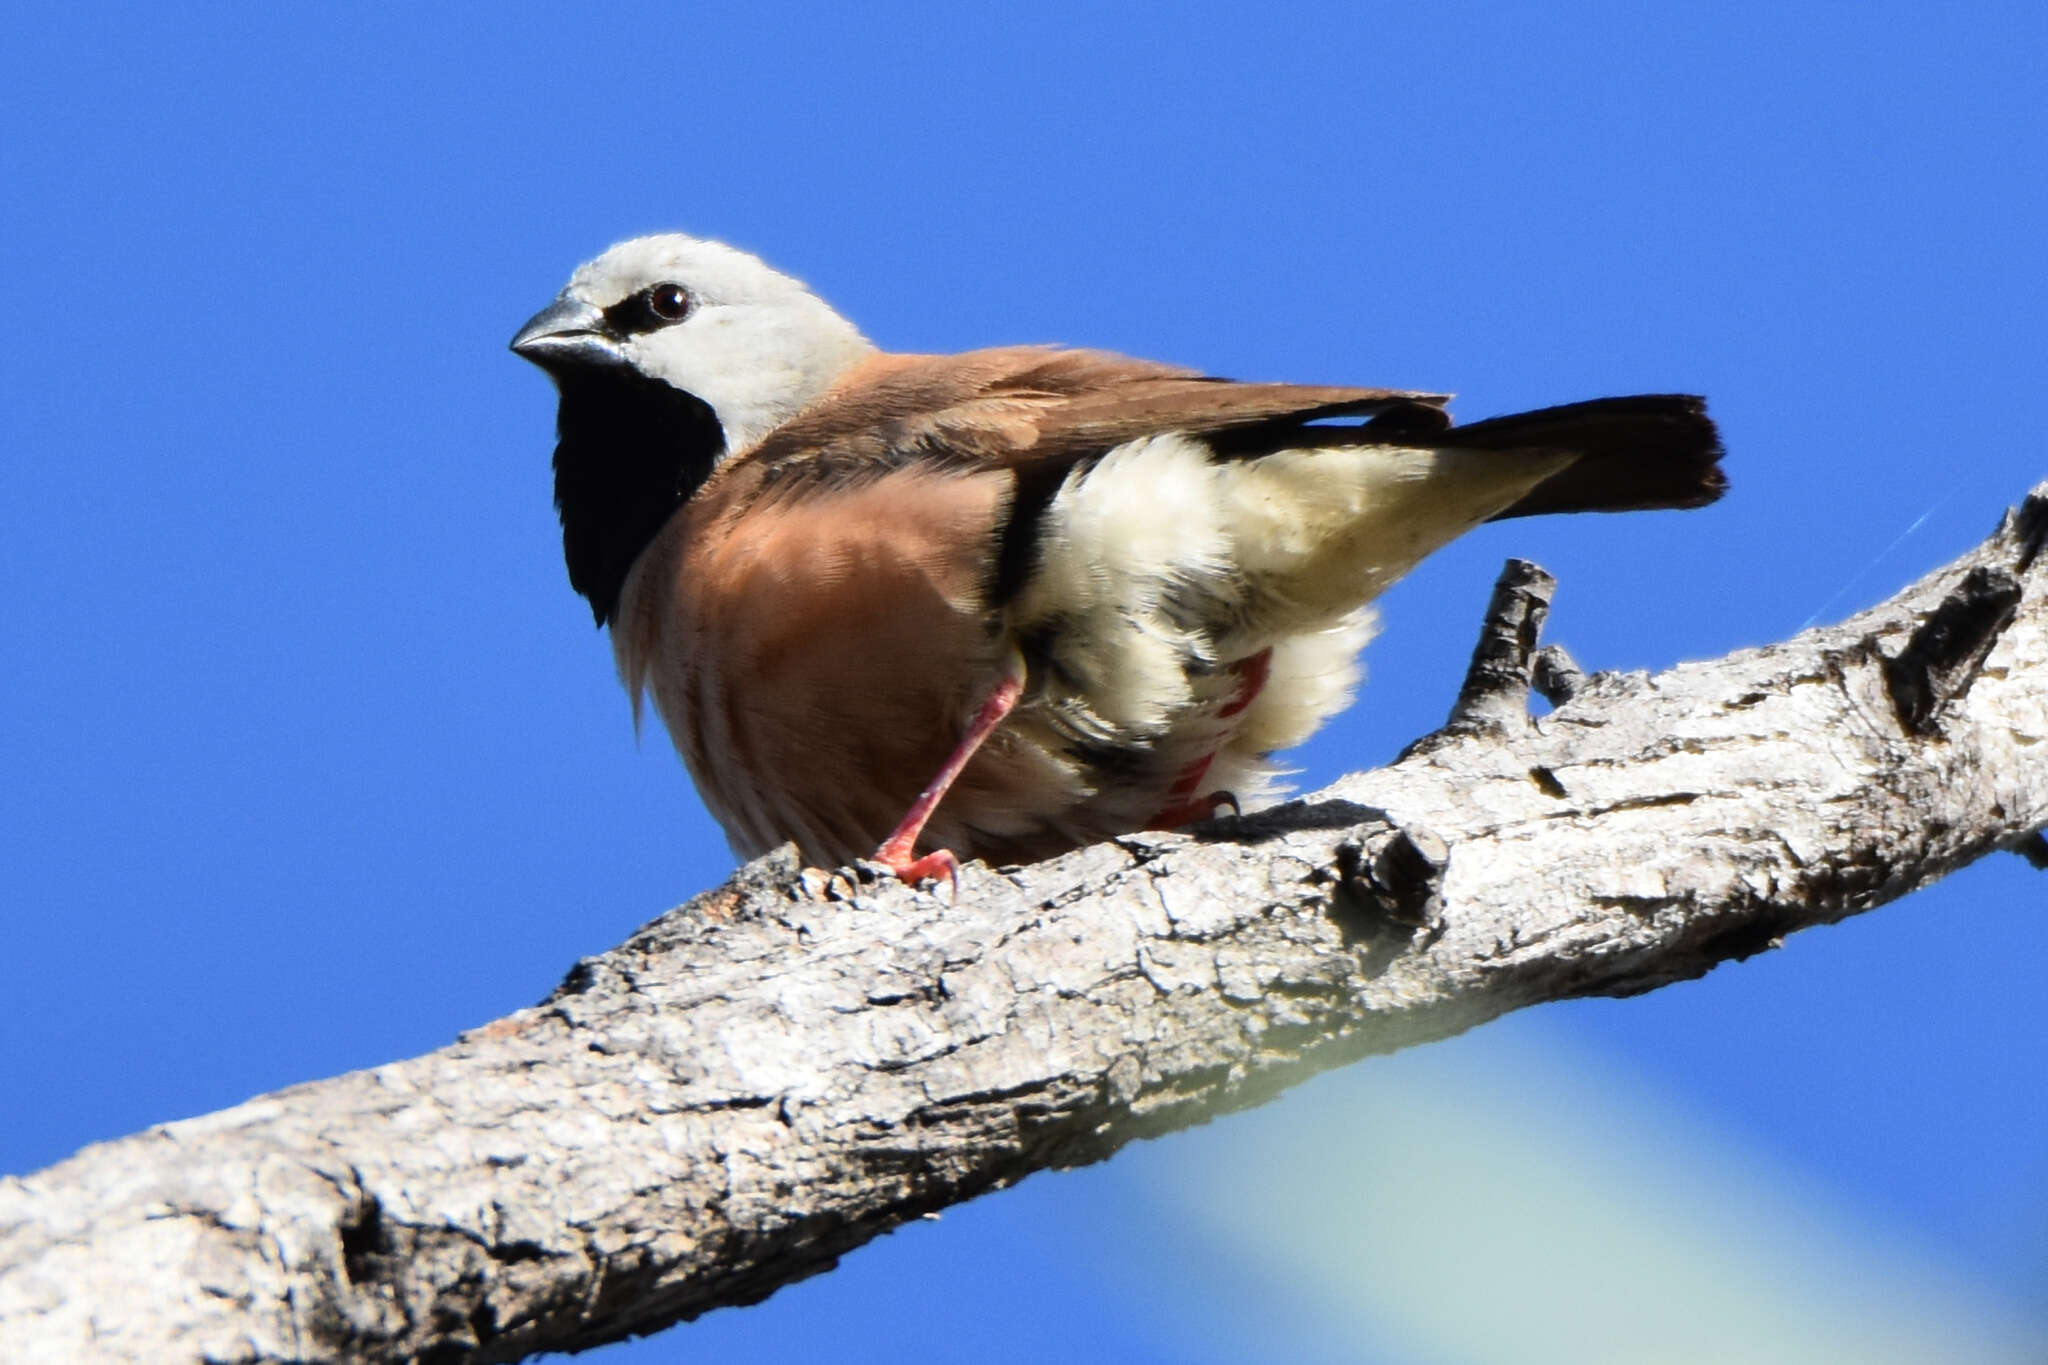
[5,486,2046,1365]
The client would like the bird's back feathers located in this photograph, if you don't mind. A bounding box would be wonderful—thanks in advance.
[742,345,1447,489]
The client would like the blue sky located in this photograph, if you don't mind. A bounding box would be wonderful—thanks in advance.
[4,4,2044,1360]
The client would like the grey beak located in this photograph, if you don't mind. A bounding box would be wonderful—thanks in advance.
[510,294,619,370]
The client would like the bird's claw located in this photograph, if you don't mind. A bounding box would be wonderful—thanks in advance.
[1149,789,1241,829]
[871,839,961,893]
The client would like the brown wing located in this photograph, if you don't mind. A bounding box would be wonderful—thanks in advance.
[739,346,1450,490]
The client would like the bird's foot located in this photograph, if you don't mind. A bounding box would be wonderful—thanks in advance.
[871,835,961,891]
[866,659,1024,894]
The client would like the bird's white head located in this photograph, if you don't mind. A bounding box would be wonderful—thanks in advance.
[511,233,874,454]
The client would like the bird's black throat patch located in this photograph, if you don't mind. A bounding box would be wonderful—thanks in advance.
[550,367,726,626]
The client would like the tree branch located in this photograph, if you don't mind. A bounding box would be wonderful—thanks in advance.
[6,486,2046,1365]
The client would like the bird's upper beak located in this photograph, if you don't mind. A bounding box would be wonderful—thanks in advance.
[509,294,621,372]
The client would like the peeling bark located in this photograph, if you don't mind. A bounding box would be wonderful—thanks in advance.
[4,487,2046,1365]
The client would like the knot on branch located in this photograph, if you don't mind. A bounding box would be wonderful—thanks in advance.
[1447,558,1556,731]
[1531,644,1586,706]
[1997,486,2048,573]
[1882,564,2023,735]
[2008,829,2048,870]
[1403,559,1570,760]
[1331,826,1449,936]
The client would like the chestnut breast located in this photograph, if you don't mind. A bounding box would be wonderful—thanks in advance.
[619,462,1012,864]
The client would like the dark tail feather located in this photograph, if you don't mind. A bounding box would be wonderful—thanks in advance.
[1448,394,1727,519]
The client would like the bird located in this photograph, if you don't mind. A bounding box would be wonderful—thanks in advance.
[511,234,1724,885]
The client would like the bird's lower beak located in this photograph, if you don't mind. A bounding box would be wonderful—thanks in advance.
[510,294,620,370]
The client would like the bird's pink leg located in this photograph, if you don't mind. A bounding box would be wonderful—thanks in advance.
[872,665,1025,887]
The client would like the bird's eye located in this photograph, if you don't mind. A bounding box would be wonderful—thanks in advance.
[645,282,692,322]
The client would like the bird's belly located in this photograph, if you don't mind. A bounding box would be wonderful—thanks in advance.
[652,573,1004,867]
[645,602,1376,872]
[621,466,1028,867]
[647,615,1258,870]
